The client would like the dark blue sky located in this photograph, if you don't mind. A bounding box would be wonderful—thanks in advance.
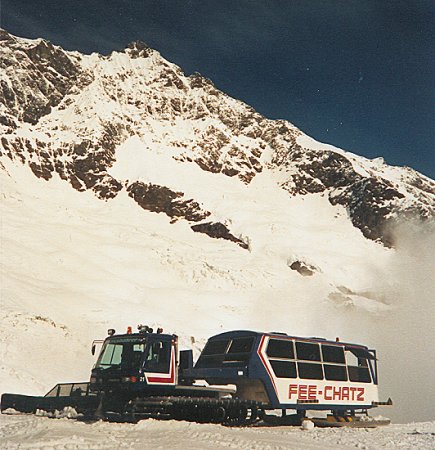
[2,0,434,178]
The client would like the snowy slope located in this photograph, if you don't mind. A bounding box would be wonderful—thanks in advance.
[1,29,434,427]
[0,153,391,388]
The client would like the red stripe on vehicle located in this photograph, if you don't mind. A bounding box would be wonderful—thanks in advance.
[257,335,278,397]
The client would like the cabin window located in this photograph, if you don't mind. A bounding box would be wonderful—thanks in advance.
[202,339,230,355]
[228,337,254,354]
[223,337,254,364]
[321,345,345,363]
[266,339,295,359]
[296,342,321,361]
[297,362,323,379]
[144,341,171,373]
[348,366,371,383]
[196,336,254,367]
[270,360,297,378]
[59,384,74,396]
[345,348,372,383]
[324,364,348,381]
[99,343,123,366]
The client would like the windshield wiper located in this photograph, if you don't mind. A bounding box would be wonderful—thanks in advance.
[99,364,122,371]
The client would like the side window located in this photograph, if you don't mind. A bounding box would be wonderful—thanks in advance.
[321,345,345,363]
[322,344,347,381]
[202,339,230,355]
[144,341,171,373]
[131,343,145,368]
[266,339,295,359]
[297,362,323,380]
[196,339,228,367]
[267,339,297,379]
[227,337,254,354]
[224,337,254,364]
[345,349,371,383]
[270,360,297,378]
[195,337,254,368]
[296,342,323,380]
[296,342,321,361]
[324,364,348,381]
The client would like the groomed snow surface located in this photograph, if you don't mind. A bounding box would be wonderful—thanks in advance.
[1,414,434,450]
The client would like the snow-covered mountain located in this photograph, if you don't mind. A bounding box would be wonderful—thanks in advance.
[1,29,434,423]
[1,29,433,246]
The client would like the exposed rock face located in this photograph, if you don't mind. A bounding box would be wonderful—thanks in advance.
[288,260,317,276]
[273,145,434,244]
[276,149,362,193]
[329,177,405,244]
[1,134,123,200]
[191,222,249,249]
[127,182,210,223]
[0,29,434,247]
[0,29,84,130]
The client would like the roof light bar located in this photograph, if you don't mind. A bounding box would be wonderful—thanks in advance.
[138,324,154,334]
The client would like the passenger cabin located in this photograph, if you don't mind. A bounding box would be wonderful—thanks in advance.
[186,330,379,411]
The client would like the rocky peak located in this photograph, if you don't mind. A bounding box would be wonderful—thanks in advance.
[188,72,215,90]
[125,40,154,58]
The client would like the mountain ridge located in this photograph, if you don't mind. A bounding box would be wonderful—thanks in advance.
[1,29,434,248]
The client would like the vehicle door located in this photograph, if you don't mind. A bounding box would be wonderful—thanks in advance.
[143,338,176,386]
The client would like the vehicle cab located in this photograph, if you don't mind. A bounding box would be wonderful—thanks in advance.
[90,325,177,393]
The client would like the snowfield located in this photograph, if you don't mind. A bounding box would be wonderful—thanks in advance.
[1,414,434,450]
[2,149,434,426]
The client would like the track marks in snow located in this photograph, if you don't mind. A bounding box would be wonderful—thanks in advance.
[0,416,127,449]
[1,416,435,450]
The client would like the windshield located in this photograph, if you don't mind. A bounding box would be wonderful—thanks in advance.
[95,338,146,371]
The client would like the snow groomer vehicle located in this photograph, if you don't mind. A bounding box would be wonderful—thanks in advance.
[1,325,392,427]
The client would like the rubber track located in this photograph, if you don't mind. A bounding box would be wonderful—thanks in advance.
[124,396,262,426]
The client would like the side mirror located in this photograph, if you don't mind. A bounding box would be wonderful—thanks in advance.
[91,339,104,356]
